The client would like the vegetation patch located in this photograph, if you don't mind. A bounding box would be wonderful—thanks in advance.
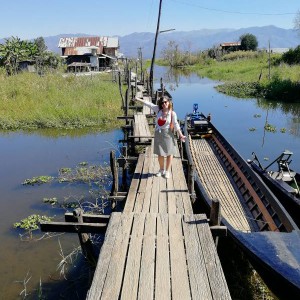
[0,71,122,130]
[264,123,276,132]
[22,175,53,185]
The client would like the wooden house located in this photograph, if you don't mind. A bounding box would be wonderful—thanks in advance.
[220,42,241,51]
[58,36,119,72]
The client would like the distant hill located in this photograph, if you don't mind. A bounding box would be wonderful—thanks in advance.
[1,26,299,59]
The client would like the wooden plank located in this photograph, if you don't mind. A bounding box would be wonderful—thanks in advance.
[121,213,145,300]
[141,146,155,212]
[173,155,193,214]
[86,213,121,300]
[138,213,156,299]
[138,146,152,193]
[124,154,145,213]
[155,214,171,299]
[166,167,177,213]
[194,214,232,300]
[64,213,110,223]
[150,175,160,213]
[134,192,145,212]
[169,214,191,300]
[100,213,134,299]
[171,161,185,214]
[40,221,106,233]
[182,214,213,300]
[158,176,168,213]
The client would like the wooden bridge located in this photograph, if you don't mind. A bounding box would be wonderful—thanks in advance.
[86,88,231,299]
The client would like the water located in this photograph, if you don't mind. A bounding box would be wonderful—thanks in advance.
[0,129,122,299]
[1,67,300,299]
[157,67,300,171]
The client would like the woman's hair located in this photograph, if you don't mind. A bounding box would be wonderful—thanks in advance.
[158,96,173,110]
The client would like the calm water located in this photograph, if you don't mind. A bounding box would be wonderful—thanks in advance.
[1,67,300,299]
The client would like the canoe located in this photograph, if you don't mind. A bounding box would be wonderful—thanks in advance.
[183,105,300,299]
[248,151,300,227]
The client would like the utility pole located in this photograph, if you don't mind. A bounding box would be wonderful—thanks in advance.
[149,0,163,98]
[268,40,271,80]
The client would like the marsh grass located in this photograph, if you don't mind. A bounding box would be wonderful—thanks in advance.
[0,71,123,130]
[187,52,300,101]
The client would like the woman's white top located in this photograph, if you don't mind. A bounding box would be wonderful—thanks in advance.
[142,101,181,131]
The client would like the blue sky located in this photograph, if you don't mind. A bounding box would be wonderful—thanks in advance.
[1,0,299,39]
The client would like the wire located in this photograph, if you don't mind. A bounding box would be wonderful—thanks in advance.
[171,0,297,16]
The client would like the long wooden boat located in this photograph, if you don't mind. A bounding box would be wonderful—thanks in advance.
[248,151,300,227]
[183,105,300,299]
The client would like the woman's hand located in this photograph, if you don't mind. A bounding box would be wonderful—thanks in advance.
[134,97,143,102]
[179,134,186,142]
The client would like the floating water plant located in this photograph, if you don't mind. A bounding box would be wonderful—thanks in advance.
[22,176,53,185]
[280,128,286,133]
[43,197,58,205]
[264,123,276,132]
[249,127,257,131]
[14,214,53,231]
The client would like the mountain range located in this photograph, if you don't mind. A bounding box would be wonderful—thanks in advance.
[1,26,299,59]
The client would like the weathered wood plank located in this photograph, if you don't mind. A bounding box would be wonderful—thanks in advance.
[150,175,160,213]
[64,213,110,223]
[141,148,155,212]
[194,214,232,300]
[121,213,145,300]
[158,176,168,213]
[155,214,171,299]
[86,213,121,300]
[166,168,177,213]
[169,214,191,300]
[124,154,145,213]
[138,213,156,299]
[182,214,213,300]
[40,221,106,233]
[100,213,134,299]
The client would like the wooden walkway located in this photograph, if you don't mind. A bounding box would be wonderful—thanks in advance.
[86,94,231,299]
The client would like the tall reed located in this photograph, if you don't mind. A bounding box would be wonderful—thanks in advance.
[0,71,123,130]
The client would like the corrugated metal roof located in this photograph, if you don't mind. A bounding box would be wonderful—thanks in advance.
[58,36,118,48]
[220,42,241,47]
[64,46,103,56]
[106,37,119,48]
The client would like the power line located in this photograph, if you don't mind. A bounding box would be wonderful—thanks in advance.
[171,0,297,16]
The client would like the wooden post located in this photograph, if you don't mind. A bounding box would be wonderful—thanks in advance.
[73,208,96,265]
[110,151,118,209]
[188,163,196,204]
[209,198,221,246]
[122,145,128,190]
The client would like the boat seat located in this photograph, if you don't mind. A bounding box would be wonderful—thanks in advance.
[269,171,296,182]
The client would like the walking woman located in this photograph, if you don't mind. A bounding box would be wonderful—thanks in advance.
[134,96,186,179]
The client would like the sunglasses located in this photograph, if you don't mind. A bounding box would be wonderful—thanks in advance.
[162,101,169,104]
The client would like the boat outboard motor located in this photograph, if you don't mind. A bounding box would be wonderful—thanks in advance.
[191,103,209,133]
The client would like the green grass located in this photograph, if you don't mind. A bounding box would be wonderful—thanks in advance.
[187,52,300,101]
[0,70,123,130]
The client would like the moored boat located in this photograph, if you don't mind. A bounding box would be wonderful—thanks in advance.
[248,151,300,227]
[183,104,300,299]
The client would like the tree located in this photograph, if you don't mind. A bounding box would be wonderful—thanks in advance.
[239,33,258,51]
[34,37,47,54]
[0,36,38,75]
[294,10,300,33]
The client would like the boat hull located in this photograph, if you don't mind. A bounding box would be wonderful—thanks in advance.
[249,162,300,228]
[183,115,300,298]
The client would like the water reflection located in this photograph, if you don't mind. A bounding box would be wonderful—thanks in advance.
[0,129,122,299]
